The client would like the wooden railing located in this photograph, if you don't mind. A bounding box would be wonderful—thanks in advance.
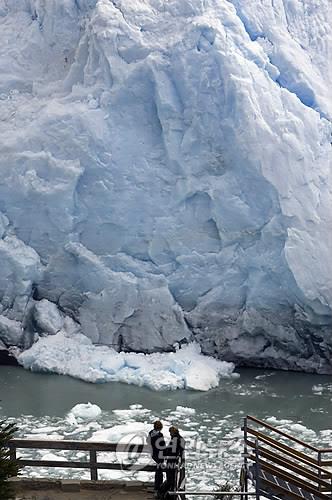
[8,439,156,481]
[11,417,329,500]
[243,415,332,499]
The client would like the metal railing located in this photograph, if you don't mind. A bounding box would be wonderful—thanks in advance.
[243,415,332,499]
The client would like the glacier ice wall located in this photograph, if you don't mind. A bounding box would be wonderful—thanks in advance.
[0,0,331,372]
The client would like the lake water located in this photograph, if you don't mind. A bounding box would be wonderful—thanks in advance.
[1,366,332,493]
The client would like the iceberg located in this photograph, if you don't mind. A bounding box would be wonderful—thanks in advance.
[18,331,236,391]
[0,0,331,374]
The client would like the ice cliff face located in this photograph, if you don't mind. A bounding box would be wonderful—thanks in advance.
[0,0,331,373]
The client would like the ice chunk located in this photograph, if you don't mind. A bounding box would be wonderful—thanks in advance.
[30,426,62,434]
[265,417,293,426]
[89,422,150,443]
[18,331,236,391]
[0,316,23,346]
[34,299,64,335]
[113,407,151,419]
[69,403,102,421]
[40,452,65,462]
[290,424,316,436]
[175,406,196,415]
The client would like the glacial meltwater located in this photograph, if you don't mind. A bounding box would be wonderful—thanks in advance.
[1,367,332,493]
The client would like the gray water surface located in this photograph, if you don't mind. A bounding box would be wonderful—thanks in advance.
[1,366,331,490]
[1,365,331,427]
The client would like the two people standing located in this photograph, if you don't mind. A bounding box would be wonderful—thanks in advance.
[147,420,185,499]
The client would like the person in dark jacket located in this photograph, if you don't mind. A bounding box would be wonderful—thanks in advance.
[147,420,166,495]
[160,426,185,499]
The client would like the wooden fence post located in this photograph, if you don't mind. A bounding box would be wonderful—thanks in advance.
[9,443,17,476]
[89,450,98,481]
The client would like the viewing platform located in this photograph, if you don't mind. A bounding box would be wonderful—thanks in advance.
[6,415,332,499]
[11,477,154,499]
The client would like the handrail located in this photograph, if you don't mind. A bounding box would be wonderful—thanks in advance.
[258,476,307,500]
[257,459,328,499]
[247,452,332,489]
[246,416,320,452]
[321,459,332,466]
[245,429,319,465]
[319,447,332,453]
[246,439,332,478]
[244,416,332,500]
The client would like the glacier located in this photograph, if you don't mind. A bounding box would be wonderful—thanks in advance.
[0,0,331,377]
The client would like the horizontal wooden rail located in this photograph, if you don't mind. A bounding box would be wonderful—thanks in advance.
[18,459,156,472]
[10,439,150,453]
[8,438,156,481]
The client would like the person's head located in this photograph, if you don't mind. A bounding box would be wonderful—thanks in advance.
[169,425,179,437]
[154,420,163,431]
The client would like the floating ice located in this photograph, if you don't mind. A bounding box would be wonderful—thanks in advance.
[175,406,196,415]
[113,407,151,419]
[89,422,150,444]
[1,399,325,488]
[290,423,316,436]
[29,426,62,434]
[69,403,102,421]
[265,417,293,426]
[18,331,236,391]
[40,452,65,462]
